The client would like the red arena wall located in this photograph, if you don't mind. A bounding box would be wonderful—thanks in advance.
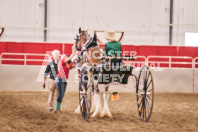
[0,41,198,67]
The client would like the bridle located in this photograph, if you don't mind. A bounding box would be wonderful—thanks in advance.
[74,31,91,51]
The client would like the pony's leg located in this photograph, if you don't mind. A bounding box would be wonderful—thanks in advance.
[91,90,103,117]
[90,83,96,114]
[74,105,80,114]
[102,85,112,117]
[89,71,95,113]
[74,69,81,114]
[91,72,102,118]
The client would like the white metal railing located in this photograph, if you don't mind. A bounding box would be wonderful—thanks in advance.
[147,56,194,68]
[0,53,51,66]
[0,53,197,69]
[194,57,198,69]
[123,56,146,67]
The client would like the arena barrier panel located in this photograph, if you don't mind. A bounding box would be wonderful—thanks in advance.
[0,65,197,93]
[194,69,198,93]
[0,65,46,91]
[0,52,197,93]
[151,68,194,93]
[194,57,198,93]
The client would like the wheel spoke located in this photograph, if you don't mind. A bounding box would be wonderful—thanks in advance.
[79,96,84,102]
[81,97,89,120]
[142,100,145,120]
[145,98,150,119]
[83,100,87,116]
[146,94,153,100]
[86,98,90,114]
[139,79,144,88]
[145,69,148,81]
[145,97,151,109]
[147,79,152,89]
[138,88,143,92]
[144,73,150,92]
[139,97,143,111]
[79,66,92,121]
[145,70,149,84]
[142,97,145,119]
[138,99,143,112]
[82,100,85,116]
[83,100,86,116]
[138,94,143,100]
[140,102,143,118]
[139,97,144,108]
[147,88,153,93]
[144,98,147,120]
[137,65,154,122]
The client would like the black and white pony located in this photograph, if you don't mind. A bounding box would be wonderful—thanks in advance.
[73,28,112,118]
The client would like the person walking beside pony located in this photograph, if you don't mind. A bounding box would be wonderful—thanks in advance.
[43,50,60,112]
[54,49,77,113]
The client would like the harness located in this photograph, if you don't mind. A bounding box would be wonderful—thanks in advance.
[74,31,91,51]
[74,33,81,51]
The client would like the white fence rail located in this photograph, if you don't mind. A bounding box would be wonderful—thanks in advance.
[194,57,198,69]
[122,56,146,66]
[0,53,50,66]
[0,52,197,69]
[147,56,194,68]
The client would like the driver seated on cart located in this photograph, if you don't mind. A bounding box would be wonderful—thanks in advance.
[104,30,122,67]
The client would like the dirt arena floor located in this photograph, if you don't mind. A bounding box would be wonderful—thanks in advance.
[0,91,198,132]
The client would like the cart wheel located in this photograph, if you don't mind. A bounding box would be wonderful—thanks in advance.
[79,66,92,121]
[136,65,154,122]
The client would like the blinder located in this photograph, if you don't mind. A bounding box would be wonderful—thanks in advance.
[74,31,91,51]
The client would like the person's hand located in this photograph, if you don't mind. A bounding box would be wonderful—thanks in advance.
[72,48,77,54]
[43,82,45,89]
[73,58,78,63]
[75,51,80,55]
[76,51,81,55]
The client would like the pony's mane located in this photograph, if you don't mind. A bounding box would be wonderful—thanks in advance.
[85,33,97,49]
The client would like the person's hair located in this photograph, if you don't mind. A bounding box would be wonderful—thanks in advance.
[66,55,71,64]
[61,54,71,64]
[52,50,60,57]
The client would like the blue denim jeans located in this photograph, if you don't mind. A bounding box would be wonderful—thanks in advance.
[55,77,67,103]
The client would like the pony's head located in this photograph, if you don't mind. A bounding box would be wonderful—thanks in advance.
[73,27,91,51]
